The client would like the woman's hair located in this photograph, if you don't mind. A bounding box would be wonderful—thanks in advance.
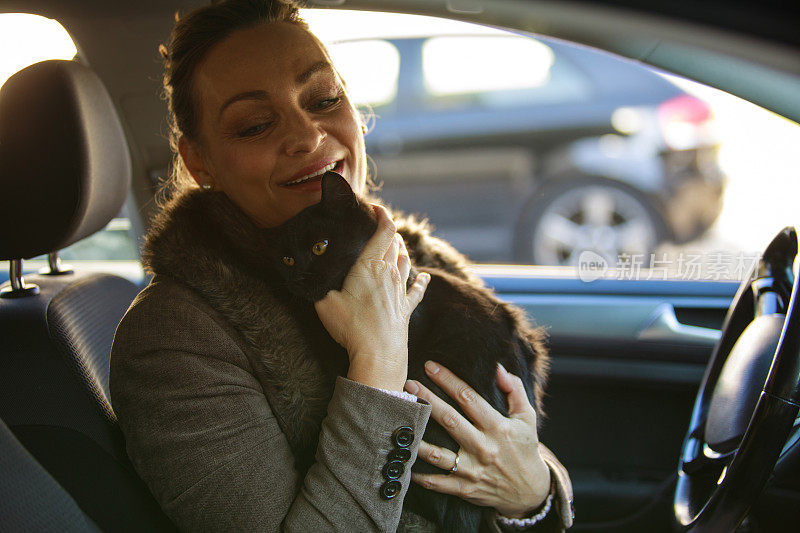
[158,0,309,195]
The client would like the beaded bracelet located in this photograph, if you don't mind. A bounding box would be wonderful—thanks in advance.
[497,492,553,529]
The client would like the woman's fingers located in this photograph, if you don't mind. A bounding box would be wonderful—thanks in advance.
[417,440,459,472]
[422,361,505,431]
[384,233,401,270]
[407,367,549,517]
[397,233,412,285]
[496,363,537,423]
[411,472,480,504]
[406,272,430,310]
[357,204,397,264]
[408,367,550,516]
[405,379,484,449]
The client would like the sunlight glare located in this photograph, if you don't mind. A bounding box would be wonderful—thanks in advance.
[328,40,400,106]
[660,73,800,252]
[301,8,506,43]
[0,13,77,89]
[423,36,552,95]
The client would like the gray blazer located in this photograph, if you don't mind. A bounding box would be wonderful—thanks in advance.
[110,278,572,532]
[110,188,573,532]
[111,277,433,531]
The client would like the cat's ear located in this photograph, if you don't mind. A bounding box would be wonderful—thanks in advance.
[321,171,358,210]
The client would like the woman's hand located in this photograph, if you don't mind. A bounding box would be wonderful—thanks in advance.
[404,362,551,518]
[314,204,430,392]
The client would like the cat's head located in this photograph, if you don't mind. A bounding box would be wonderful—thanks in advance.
[262,171,377,302]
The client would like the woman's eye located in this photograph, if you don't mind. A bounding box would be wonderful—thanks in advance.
[312,97,340,111]
[312,240,328,255]
[282,256,295,266]
[238,123,270,137]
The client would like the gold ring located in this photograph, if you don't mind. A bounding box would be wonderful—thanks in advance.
[449,450,460,474]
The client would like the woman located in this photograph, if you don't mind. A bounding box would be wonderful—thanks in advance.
[109,0,573,531]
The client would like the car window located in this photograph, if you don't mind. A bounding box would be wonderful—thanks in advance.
[4,10,798,285]
[51,203,140,262]
[304,9,800,281]
[0,13,142,283]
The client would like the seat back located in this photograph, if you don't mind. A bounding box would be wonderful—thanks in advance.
[0,415,100,533]
[0,60,175,531]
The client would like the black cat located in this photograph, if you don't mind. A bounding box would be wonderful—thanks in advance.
[261,172,549,532]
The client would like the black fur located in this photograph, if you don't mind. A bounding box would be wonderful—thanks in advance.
[258,172,550,533]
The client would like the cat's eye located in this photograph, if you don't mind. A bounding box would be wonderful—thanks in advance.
[282,256,295,266]
[312,240,328,256]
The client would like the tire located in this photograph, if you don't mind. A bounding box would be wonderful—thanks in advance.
[514,178,667,266]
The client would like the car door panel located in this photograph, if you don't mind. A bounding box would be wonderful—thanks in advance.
[477,267,739,529]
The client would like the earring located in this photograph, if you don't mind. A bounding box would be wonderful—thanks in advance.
[361,123,368,134]
[201,182,214,191]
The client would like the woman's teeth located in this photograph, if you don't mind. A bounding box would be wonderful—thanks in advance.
[286,161,338,185]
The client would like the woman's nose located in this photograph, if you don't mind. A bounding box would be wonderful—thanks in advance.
[282,112,326,155]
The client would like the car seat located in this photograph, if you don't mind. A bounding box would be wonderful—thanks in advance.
[0,60,175,531]
[0,415,101,532]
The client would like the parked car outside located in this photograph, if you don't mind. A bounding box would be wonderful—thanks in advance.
[318,27,724,266]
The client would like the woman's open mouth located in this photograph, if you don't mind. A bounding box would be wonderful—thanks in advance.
[281,160,344,191]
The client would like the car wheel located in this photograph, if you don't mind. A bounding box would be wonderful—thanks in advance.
[515,178,666,266]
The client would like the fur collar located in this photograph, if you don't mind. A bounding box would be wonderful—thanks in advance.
[142,188,482,472]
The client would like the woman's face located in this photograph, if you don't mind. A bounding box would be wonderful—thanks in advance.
[181,22,366,228]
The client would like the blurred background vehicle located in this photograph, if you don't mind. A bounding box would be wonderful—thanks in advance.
[324,31,724,265]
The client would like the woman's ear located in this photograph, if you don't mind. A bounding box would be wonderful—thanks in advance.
[179,136,215,189]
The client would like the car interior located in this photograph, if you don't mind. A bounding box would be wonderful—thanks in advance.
[1,1,799,532]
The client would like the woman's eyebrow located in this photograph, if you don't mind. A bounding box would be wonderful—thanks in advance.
[296,61,333,83]
[217,62,334,120]
[218,90,268,119]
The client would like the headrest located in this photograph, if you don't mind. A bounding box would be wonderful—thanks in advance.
[0,60,131,260]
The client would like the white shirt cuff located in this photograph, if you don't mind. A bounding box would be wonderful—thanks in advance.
[376,388,419,403]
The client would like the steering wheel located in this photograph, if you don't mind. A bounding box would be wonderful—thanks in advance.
[674,227,800,531]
